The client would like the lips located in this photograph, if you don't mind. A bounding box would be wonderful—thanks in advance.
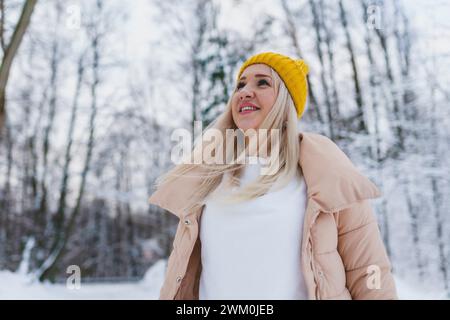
[238,102,260,114]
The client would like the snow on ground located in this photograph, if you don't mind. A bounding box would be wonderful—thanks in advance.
[394,277,449,300]
[0,260,167,300]
[0,261,447,299]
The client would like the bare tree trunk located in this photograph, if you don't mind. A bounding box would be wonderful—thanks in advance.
[1,117,12,207]
[115,148,125,276]
[431,178,448,293]
[338,0,367,133]
[94,199,109,278]
[190,0,211,143]
[0,0,5,52]
[0,117,12,268]
[114,202,124,277]
[372,0,405,153]
[393,0,415,116]
[361,0,392,256]
[26,86,47,257]
[0,0,37,136]
[280,0,322,123]
[34,5,63,268]
[53,53,85,259]
[428,69,449,294]
[38,32,60,231]
[124,157,138,278]
[126,210,138,277]
[403,177,424,280]
[308,0,334,139]
[319,0,340,117]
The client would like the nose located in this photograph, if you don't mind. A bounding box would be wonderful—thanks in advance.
[238,87,255,100]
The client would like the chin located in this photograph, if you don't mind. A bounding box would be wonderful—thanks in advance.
[237,119,261,131]
[236,123,256,131]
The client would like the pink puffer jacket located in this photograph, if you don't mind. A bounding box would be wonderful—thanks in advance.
[148,132,398,300]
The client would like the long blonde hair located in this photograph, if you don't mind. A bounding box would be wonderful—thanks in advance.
[153,67,301,214]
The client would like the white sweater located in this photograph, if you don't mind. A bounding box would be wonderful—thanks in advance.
[199,157,309,300]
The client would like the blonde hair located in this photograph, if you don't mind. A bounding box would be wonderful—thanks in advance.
[153,67,301,214]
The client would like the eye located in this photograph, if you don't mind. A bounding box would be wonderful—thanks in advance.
[235,79,269,91]
[236,81,245,90]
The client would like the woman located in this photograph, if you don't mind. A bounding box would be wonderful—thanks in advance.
[148,52,397,300]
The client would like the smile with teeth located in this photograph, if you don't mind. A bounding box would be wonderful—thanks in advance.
[239,105,260,113]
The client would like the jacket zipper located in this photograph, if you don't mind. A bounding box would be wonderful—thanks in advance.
[173,209,203,299]
[308,209,322,300]
[308,204,346,300]
[309,237,321,300]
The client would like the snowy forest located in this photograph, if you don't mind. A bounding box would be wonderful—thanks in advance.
[0,0,449,299]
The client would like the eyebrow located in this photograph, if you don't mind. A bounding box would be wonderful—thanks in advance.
[239,74,272,81]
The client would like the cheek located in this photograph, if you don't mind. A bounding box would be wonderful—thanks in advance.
[231,96,238,114]
[260,91,276,111]
[232,94,238,106]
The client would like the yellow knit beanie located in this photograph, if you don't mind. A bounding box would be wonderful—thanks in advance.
[237,51,309,119]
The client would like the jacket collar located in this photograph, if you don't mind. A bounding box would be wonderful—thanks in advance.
[298,132,380,213]
[148,132,381,218]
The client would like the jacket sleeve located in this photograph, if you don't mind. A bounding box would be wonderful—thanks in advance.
[335,199,398,299]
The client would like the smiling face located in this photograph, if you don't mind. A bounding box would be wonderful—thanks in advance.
[231,64,278,131]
